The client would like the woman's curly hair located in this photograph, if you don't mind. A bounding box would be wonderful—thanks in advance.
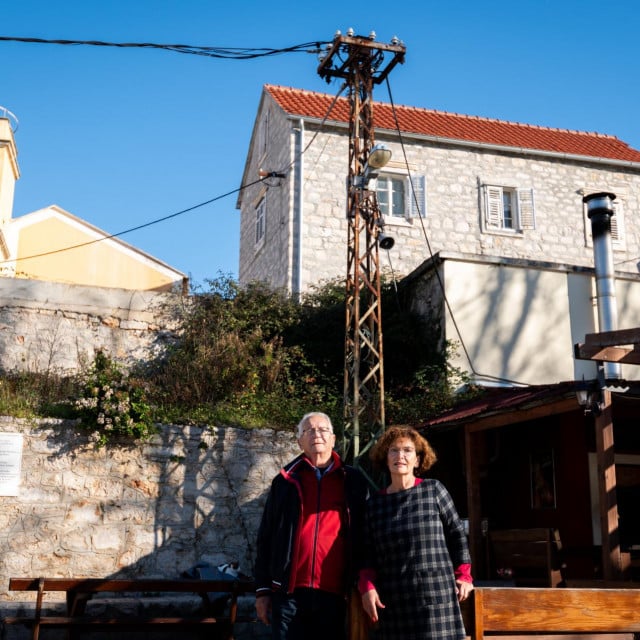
[370,425,437,475]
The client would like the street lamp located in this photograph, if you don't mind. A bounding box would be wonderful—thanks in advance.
[354,143,392,189]
[365,143,392,174]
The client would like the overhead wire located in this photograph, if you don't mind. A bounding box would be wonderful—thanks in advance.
[382,76,531,388]
[0,35,330,59]
[0,179,264,265]
[0,33,343,267]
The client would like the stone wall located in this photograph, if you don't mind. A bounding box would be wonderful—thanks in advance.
[0,277,183,373]
[0,417,300,638]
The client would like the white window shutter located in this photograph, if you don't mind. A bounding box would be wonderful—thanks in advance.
[485,185,502,228]
[517,188,536,230]
[611,200,624,243]
[406,175,426,218]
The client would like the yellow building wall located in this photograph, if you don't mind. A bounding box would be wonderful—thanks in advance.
[15,216,184,292]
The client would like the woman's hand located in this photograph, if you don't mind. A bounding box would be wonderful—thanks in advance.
[255,594,271,625]
[361,588,385,622]
[456,579,474,602]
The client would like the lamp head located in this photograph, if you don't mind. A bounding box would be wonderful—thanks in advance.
[366,143,392,170]
[575,382,603,416]
[575,389,589,407]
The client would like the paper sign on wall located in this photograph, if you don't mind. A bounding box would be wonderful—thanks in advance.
[0,432,23,496]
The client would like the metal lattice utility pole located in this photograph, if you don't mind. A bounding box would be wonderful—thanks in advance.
[317,30,405,463]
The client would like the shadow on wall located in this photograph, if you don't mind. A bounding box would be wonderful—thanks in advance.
[3,420,299,584]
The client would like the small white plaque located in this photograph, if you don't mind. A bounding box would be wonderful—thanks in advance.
[0,432,23,496]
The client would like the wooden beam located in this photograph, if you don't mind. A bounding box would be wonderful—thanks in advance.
[585,328,640,346]
[575,344,640,364]
[575,327,640,363]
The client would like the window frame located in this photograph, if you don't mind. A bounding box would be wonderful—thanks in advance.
[376,174,407,219]
[255,198,266,248]
[374,171,426,222]
[482,184,535,234]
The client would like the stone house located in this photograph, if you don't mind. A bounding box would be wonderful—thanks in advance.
[237,84,640,386]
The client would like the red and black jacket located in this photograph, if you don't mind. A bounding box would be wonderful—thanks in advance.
[254,451,368,597]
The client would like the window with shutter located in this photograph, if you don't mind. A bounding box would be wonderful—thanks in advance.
[376,173,426,219]
[485,185,504,229]
[483,184,535,232]
[611,200,624,244]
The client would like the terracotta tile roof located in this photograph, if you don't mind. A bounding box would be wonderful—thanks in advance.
[265,85,640,164]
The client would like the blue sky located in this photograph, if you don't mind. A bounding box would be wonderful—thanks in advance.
[2,0,639,290]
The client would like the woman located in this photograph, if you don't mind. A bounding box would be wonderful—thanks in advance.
[359,426,473,640]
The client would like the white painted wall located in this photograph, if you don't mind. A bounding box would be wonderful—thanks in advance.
[436,257,640,385]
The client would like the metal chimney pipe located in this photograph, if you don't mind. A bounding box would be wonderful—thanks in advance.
[583,192,621,380]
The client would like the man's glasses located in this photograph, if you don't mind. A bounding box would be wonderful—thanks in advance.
[302,427,333,437]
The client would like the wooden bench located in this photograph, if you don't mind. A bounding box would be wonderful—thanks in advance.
[3,577,257,640]
[488,527,566,587]
[463,586,640,639]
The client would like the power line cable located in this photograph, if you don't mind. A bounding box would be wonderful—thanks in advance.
[615,255,640,268]
[1,178,264,266]
[274,82,348,178]
[0,35,347,268]
[0,35,330,59]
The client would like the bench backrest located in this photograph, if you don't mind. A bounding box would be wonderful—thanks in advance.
[488,527,564,587]
[8,578,256,594]
[468,587,640,639]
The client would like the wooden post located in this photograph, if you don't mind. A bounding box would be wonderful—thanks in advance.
[595,389,623,579]
[465,428,485,578]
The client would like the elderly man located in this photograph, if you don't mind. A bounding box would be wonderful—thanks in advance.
[254,411,368,640]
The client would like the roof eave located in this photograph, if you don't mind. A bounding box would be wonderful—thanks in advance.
[285,113,640,169]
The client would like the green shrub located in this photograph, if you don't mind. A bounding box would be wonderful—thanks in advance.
[72,351,157,447]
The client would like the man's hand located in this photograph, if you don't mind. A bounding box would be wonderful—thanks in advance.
[361,588,385,623]
[255,594,272,625]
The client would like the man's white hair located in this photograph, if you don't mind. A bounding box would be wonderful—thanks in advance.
[296,412,334,438]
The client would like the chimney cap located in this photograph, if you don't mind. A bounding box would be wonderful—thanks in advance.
[583,191,616,218]
[582,191,616,205]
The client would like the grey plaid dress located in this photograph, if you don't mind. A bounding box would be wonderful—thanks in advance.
[363,479,470,640]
